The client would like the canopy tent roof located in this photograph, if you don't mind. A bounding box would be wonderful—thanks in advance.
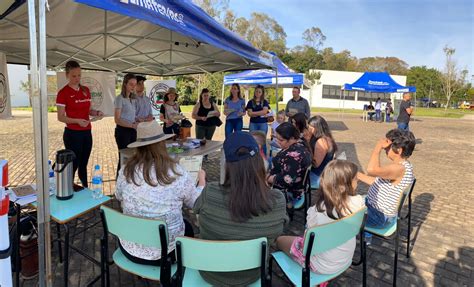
[343,72,416,93]
[0,0,275,75]
[223,57,304,87]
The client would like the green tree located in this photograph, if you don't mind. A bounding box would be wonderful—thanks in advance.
[193,0,229,22]
[406,66,444,104]
[302,26,326,51]
[321,48,358,71]
[283,46,324,73]
[356,57,409,75]
[441,45,468,110]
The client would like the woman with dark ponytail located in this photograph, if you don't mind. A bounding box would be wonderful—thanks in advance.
[267,122,312,208]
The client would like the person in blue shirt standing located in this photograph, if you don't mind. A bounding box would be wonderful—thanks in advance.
[224,83,246,137]
[246,85,270,154]
[246,85,270,133]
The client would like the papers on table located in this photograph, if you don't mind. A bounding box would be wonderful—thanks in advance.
[7,184,53,206]
[8,184,38,206]
[179,155,203,184]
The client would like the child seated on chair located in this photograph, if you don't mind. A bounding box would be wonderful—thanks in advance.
[357,129,416,229]
[270,110,286,148]
[276,160,365,276]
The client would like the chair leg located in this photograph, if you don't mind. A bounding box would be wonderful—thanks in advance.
[362,233,367,287]
[100,239,105,287]
[407,195,412,258]
[393,228,399,287]
[268,256,273,287]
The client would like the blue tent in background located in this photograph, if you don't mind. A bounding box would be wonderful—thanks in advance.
[221,57,304,111]
[343,72,416,93]
[223,57,304,86]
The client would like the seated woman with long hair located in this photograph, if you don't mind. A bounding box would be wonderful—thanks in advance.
[307,115,338,188]
[194,131,287,286]
[276,160,365,279]
[267,122,312,208]
[116,121,206,265]
[291,112,312,143]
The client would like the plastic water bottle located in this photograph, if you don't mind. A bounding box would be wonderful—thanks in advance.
[91,165,103,199]
[365,232,373,246]
[48,160,56,195]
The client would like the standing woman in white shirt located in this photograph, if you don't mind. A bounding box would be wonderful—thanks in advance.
[114,73,138,175]
[116,121,206,265]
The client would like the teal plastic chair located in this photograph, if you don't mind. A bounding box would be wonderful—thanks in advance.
[172,237,270,287]
[364,178,416,287]
[288,166,311,223]
[271,207,368,287]
[99,206,176,287]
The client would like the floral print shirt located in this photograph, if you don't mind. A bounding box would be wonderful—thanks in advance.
[116,164,203,260]
[270,140,312,198]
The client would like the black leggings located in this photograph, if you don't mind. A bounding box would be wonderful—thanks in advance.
[114,125,137,176]
[63,128,92,187]
[119,219,195,266]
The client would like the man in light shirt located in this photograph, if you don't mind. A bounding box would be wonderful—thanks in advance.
[285,86,311,120]
[134,76,154,122]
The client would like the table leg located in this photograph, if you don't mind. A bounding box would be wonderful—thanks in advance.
[64,224,70,287]
[56,223,63,263]
[15,204,21,287]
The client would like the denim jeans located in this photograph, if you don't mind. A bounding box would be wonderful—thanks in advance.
[375,110,381,121]
[397,122,409,131]
[225,118,243,137]
[249,122,268,154]
[385,113,391,122]
[365,200,396,229]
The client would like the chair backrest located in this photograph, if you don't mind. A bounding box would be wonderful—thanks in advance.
[303,207,367,256]
[176,236,267,272]
[397,178,417,215]
[100,205,168,248]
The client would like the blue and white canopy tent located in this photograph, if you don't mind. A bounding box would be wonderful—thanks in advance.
[0,1,275,284]
[0,0,275,75]
[340,71,416,116]
[222,57,304,111]
[343,72,416,93]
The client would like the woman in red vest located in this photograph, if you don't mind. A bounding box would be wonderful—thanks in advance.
[56,60,104,187]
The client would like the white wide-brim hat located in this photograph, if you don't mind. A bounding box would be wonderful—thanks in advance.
[128,121,174,148]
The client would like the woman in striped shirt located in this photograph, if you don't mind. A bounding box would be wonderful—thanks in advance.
[357,129,416,228]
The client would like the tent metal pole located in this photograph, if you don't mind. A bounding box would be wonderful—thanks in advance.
[339,87,343,118]
[220,82,225,114]
[28,0,52,285]
[275,68,279,112]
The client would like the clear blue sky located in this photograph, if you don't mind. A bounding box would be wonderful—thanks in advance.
[229,0,473,78]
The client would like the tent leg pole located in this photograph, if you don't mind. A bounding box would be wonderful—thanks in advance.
[220,82,225,114]
[275,67,279,112]
[29,0,52,285]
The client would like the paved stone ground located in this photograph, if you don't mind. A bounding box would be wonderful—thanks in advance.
[2,110,473,286]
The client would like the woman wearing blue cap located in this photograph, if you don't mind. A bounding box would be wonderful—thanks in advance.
[193,131,287,286]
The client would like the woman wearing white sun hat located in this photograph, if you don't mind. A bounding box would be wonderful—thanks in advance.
[115,120,206,265]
